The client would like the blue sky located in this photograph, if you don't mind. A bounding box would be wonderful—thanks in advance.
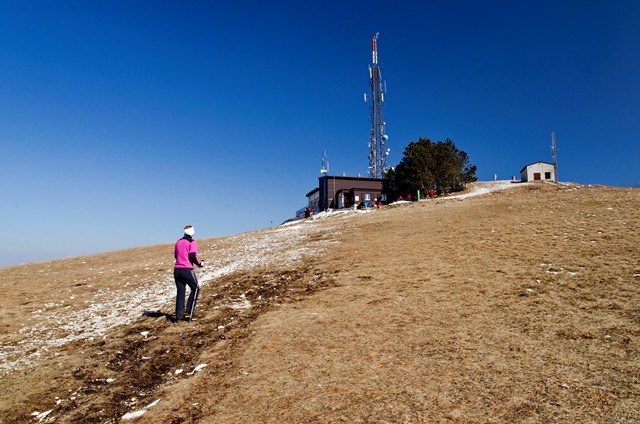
[1,1,639,266]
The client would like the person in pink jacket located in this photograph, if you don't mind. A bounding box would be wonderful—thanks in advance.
[173,225,203,321]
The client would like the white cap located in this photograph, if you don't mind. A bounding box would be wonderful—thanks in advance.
[184,225,195,236]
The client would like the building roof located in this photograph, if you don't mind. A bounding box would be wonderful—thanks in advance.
[520,161,555,173]
[318,175,384,183]
[306,174,385,199]
[305,187,320,198]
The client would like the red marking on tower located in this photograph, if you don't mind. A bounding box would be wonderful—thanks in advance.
[372,37,378,64]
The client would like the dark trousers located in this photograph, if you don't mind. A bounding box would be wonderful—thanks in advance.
[174,268,199,320]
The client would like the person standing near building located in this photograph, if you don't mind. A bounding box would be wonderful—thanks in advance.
[174,225,203,321]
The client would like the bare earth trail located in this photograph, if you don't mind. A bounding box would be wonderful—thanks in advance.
[1,182,639,422]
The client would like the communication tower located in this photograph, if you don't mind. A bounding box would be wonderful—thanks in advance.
[320,150,329,175]
[364,33,389,178]
[551,132,558,181]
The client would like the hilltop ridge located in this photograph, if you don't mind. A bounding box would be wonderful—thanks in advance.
[1,182,639,423]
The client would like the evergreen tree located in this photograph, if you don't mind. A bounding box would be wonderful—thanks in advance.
[388,137,477,199]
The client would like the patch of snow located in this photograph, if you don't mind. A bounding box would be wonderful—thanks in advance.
[34,409,53,422]
[444,180,529,200]
[0,221,332,376]
[146,398,161,408]
[187,363,208,375]
[122,410,147,420]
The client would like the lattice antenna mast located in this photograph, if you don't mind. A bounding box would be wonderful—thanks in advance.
[320,150,329,175]
[364,33,389,178]
[551,132,558,181]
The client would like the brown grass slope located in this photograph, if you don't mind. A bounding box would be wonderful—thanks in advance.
[1,182,639,423]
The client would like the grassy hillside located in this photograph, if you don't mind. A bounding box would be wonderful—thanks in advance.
[1,182,639,423]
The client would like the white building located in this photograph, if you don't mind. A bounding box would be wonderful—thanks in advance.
[520,161,556,182]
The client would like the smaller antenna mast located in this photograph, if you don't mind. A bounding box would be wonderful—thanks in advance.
[320,151,329,175]
[550,132,558,182]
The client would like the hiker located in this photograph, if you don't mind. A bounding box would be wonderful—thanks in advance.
[429,188,435,198]
[174,225,203,321]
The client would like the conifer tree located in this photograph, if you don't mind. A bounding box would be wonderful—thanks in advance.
[386,137,477,199]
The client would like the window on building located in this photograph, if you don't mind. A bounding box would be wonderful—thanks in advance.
[364,193,371,201]
[545,172,552,179]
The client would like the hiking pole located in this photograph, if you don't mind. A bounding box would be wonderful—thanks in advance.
[188,269,200,319]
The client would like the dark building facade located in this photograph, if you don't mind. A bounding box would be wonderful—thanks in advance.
[307,175,385,211]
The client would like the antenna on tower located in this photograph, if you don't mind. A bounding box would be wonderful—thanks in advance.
[551,132,558,182]
[365,33,389,178]
[320,150,329,175]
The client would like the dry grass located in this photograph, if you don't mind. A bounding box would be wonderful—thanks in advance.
[1,182,639,423]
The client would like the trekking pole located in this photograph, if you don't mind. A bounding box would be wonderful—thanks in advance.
[188,269,200,319]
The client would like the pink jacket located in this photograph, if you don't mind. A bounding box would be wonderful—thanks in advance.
[174,236,201,268]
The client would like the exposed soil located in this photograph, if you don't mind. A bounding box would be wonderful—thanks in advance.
[1,181,639,423]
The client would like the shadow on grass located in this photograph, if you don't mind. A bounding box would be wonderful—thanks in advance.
[142,310,176,323]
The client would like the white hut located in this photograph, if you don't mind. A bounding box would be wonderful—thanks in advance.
[520,161,556,182]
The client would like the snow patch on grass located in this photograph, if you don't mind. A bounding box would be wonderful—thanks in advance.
[0,222,331,376]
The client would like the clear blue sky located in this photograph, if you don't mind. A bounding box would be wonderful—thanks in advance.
[1,1,639,266]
